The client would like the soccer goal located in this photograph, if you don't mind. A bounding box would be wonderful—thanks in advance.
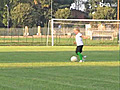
[49,19,120,46]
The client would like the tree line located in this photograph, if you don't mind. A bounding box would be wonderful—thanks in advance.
[0,0,119,28]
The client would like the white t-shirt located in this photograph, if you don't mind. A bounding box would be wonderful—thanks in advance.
[76,33,83,46]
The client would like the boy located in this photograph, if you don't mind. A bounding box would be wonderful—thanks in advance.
[74,28,87,62]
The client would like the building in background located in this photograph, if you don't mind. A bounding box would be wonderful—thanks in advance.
[70,0,87,12]
[71,9,88,19]
[70,0,117,19]
[70,0,88,19]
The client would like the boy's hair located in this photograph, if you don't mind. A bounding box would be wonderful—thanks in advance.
[74,28,80,32]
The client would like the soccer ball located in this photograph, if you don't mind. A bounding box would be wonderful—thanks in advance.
[71,56,77,62]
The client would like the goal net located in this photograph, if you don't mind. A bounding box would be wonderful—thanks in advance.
[49,19,120,46]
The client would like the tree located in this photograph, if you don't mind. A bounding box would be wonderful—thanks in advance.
[0,0,9,27]
[85,0,117,19]
[54,0,74,8]
[0,0,76,27]
[38,0,51,25]
[11,3,36,27]
[92,6,116,19]
[55,8,70,19]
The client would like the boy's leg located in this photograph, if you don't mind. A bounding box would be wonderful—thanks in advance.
[76,45,84,62]
[77,52,83,60]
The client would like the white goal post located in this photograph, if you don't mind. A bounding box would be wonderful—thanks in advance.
[51,19,120,46]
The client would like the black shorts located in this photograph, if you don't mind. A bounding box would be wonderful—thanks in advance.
[76,45,83,54]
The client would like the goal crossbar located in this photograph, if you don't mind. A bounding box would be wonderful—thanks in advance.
[52,19,120,22]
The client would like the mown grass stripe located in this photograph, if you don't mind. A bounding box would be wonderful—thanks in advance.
[0,46,118,52]
[0,62,119,68]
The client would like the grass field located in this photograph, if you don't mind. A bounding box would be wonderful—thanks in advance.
[0,46,119,90]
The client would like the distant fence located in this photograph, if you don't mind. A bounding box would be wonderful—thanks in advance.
[0,27,50,46]
[0,27,48,36]
[0,27,119,46]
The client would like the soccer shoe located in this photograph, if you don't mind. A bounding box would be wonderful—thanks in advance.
[79,60,83,62]
[83,56,87,62]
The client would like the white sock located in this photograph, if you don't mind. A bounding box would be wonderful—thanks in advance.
[79,60,83,62]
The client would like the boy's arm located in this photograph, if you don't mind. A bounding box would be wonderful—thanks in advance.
[81,35,89,39]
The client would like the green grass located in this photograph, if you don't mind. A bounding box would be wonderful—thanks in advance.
[0,46,119,90]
